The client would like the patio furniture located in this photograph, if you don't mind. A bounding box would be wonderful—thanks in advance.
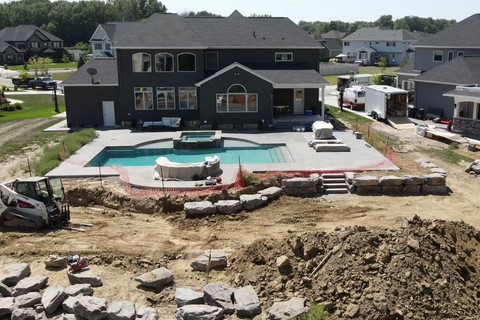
[153,155,220,181]
[142,117,181,131]
[312,121,334,139]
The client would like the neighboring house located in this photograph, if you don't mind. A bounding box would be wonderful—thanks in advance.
[0,25,66,65]
[341,27,426,66]
[444,85,480,135]
[315,30,344,60]
[90,22,141,58]
[398,14,480,133]
[62,11,327,128]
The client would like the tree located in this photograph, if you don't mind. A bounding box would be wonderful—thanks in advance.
[77,56,86,69]
[379,56,388,73]
[28,56,41,75]
[62,53,71,69]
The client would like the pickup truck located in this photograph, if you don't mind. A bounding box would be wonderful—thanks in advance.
[11,76,35,88]
[28,77,57,90]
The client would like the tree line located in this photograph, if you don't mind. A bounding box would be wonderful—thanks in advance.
[299,15,456,37]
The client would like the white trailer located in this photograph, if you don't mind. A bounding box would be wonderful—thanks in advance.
[364,85,414,129]
[342,85,365,110]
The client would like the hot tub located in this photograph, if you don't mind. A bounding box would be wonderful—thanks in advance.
[173,131,222,149]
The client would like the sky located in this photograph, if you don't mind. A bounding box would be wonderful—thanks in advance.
[160,0,475,23]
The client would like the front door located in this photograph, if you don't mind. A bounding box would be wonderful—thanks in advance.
[294,89,304,114]
[102,101,115,126]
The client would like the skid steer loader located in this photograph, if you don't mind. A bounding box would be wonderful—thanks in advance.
[0,177,70,230]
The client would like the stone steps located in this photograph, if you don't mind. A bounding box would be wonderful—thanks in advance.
[322,173,349,194]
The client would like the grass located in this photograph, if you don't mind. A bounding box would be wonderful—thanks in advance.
[52,71,75,81]
[323,66,400,86]
[7,62,77,71]
[30,129,97,176]
[293,304,328,320]
[423,143,475,164]
[0,94,65,122]
[327,105,373,125]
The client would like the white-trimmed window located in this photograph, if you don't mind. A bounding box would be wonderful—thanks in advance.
[448,51,454,61]
[458,51,464,57]
[31,42,39,48]
[132,53,151,72]
[134,87,153,110]
[433,51,443,62]
[216,84,258,113]
[156,87,175,110]
[179,87,197,109]
[386,42,396,47]
[344,42,350,46]
[178,53,196,72]
[155,53,174,72]
[94,43,102,50]
[275,52,293,62]
[205,52,219,70]
[53,41,61,48]
[105,43,111,51]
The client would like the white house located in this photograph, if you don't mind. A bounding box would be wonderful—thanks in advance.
[89,22,140,58]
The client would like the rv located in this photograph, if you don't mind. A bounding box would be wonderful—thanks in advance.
[341,85,365,110]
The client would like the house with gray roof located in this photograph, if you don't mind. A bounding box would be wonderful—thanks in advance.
[90,22,141,58]
[0,25,65,65]
[341,26,425,66]
[62,11,327,129]
[398,14,480,134]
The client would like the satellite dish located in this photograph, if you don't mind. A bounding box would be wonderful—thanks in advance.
[87,68,97,76]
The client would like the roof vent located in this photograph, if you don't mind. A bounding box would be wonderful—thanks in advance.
[253,31,256,38]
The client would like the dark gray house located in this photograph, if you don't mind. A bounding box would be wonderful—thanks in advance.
[0,25,65,65]
[397,13,480,129]
[62,11,327,128]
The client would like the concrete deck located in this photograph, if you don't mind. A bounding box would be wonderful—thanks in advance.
[46,125,398,189]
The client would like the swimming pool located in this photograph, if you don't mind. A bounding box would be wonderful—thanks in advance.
[88,145,290,167]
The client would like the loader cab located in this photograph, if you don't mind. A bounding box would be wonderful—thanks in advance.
[13,177,65,205]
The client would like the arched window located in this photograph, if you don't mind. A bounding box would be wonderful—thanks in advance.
[216,84,257,113]
[177,53,196,72]
[155,53,174,72]
[132,53,151,72]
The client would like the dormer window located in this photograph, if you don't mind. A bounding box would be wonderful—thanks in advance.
[155,53,174,72]
[433,51,443,62]
[132,53,151,72]
[178,53,196,72]
[94,43,102,50]
[275,52,293,62]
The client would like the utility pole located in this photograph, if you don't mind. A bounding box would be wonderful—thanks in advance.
[53,82,59,113]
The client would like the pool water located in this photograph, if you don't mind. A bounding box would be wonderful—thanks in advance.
[88,145,288,167]
[182,134,214,141]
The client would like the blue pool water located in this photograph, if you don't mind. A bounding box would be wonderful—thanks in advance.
[182,134,214,141]
[88,145,287,167]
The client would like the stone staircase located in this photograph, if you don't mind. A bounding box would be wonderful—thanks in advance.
[322,173,349,194]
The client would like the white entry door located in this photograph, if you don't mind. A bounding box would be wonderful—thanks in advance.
[293,89,304,114]
[102,101,115,126]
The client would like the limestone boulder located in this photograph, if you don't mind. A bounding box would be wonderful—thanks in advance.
[233,285,261,317]
[72,296,108,320]
[136,306,159,320]
[379,175,403,186]
[0,263,31,286]
[352,176,379,187]
[423,173,446,186]
[44,255,68,268]
[42,287,66,314]
[184,201,216,218]
[402,175,425,186]
[0,297,15,317]
[175,304,223,320]
[276,255,291,269]
[65,283,94,296]
[134,267,173,290]
[214,200,242,215]
[107,300,136,320]
[268,297,306,320]
[14,292,42,308]
[191,250,227,272]
[257,186,283,200]
[175,288,204,307]
[239,194,268,211]
[12,276,48,296]
[68,270,103,287]
[203,283,234,314]
[0,282,11,297]
[11,307,37,320]
[281,178,316,188]
[63,295,82,313]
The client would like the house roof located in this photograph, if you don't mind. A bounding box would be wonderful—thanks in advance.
[61,58,118,87]
[116,12,321,49]
[0,25,62,42]
[319,38,342,51]
[444,86,480,99]
[395,55,421,75]
[0,41,22,53]
[414,14,480,48]
[321,30,346,39]
[196,62,327,88]
[342,27,424,42]
[414,56,480,85]
[103,22,142,42]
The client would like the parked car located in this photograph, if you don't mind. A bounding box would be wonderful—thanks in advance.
[29,77,57,90]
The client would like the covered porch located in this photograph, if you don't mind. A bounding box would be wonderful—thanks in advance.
[444,86,480,136]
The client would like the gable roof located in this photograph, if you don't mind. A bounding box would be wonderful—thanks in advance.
[321,30,346,39]
[0,41,22,53]
[414,14,480,48]
[104,22,142,42]
[116,12,321,49]
[61,58,118,87]
[414,56,480,85]
[342,27,424,42]
[0,25,62,42]
[319,38,342,51]
[395,55,421,75]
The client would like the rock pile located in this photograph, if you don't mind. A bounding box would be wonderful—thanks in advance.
[465,159,480,176]
[227,216,480,319]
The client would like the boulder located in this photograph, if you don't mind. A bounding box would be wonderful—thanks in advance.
[402,175,425,186]
[268,297,306,320]
[57,315,84,320]
[233,285,261,317]
[42,287,66,314]
[404,185,422,194]
[257,186,283,200]
[134,267,173,290]
[430,167,447,176]
[214,200,242,215]
[12,276,49,296]
[464,160,480,173]
[470,164,480,174]
[354,186,381,194]
[239,194,268,210]
[184,201,216,218]
[73,296,108,320]
[276,255,291,269]
[136,306,159,320]
[283,187,318,196]
[68,269,103,287]
[14,292,42,308]
[11,307,37,320]
[381,185,404,194]
[281,178,316,188]
[0,282,11,297]
[175,304,223,320]
[346,303,359,318]
[203,283,234,314]
[191,250,228,272]
[418,160,438,168]
[352,176,379,187]
[344,172,356,184]
[65,283,94,296]
[422,185,447,195]
[423,173,446,186]
[379,175,403,186]
[44,255,68,268]
[107,300,136,320]
[175,288,204,307]
[0,263,31,286]
[63,295,82,313]
[0,297,15,317]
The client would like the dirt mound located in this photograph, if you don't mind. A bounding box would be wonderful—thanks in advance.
[228,216,480,319]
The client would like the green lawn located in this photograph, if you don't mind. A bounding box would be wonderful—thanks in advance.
[6,62,77,71]
[0,94,65,122]
[322,66,400,86]
[52,71,75,81]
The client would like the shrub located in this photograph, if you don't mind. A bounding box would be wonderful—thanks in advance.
[13,102,22,110]
[293,304,328,320]
[1,84,6,92]
[242,170,259,186]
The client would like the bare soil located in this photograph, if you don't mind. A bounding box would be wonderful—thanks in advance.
[1,118,480,319]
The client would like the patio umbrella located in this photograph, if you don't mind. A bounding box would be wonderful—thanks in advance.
[336,53,347,58]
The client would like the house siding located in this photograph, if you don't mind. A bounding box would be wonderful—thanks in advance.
[65,86,120,127]
[414,47,480,71]
[343,40,414,65]
[414,82,456,119]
